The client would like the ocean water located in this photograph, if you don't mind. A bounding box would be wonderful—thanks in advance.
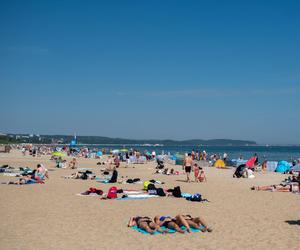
[90,145,300,162]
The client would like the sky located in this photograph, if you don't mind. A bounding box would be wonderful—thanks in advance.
[0,0,299,144]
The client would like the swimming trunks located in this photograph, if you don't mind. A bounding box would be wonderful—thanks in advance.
[185,166,192,173]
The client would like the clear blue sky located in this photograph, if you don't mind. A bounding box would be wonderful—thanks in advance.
[0,0,299,144]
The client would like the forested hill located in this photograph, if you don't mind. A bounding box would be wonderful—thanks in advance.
[5,134,257,146]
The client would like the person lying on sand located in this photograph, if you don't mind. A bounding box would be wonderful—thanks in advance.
[251,175,299,192]
[154,214,191,233]
[181,215,212,232]
[64,170,95,180]
[5,177,42,185]
[251,184,299,192]
[128,216,167,234]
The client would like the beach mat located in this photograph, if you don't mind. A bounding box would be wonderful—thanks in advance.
[131,225,203,235]
[76,193,102,197]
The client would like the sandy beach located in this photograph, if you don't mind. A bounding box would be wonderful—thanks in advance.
[0,150,299,250]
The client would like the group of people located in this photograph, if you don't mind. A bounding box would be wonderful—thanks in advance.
[128,214,212,234]
[251,172,300,193]
[6,163,49,185]
[183,153,207,183]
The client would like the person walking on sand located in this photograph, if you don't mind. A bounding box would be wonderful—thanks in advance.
[183,153,193,182]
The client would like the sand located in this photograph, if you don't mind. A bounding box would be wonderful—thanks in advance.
[0,150,299,250]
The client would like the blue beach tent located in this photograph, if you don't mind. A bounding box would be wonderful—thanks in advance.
[275,161,291,173]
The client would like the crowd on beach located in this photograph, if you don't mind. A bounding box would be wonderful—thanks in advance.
[1,144,300,235]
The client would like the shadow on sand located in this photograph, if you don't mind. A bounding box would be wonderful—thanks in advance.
[285,220,300,226]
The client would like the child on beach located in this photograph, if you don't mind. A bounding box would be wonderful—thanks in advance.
[194,164,207,182]
[194,163,200,182]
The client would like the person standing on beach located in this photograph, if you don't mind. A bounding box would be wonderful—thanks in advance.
[183,153,193,182]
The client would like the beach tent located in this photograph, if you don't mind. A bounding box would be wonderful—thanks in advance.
[214,159,225,168]
[246,157,257,168]
[275,161,291,173]
[292,164,300,172]
[170,155,177,161]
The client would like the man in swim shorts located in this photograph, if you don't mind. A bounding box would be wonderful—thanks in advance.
[183,153,193,182]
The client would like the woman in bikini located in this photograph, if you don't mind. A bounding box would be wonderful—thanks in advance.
[154,214,191,233]
[128,216,166,234]
[181,214,213,232]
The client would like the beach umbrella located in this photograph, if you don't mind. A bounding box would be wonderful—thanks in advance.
[96,151,103,157]
[111,149,119,154]
[246,156,256,168]
[52,152,66,157]
[119,149,128,152]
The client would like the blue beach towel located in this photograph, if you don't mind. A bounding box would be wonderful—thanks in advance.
[131,225,203,235]
[96,180,110,184]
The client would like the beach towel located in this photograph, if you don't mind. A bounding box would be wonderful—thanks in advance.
[130,225,203,235]
[117,194,159,200]
[76,193,102,197]
[96,179,110,184]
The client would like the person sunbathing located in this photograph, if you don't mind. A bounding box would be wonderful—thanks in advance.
[6,176,43,185]
[154,214,191,233]
[181,214,213,232]
[65,170,95,180]
[251,181,299,192]
[128,216,167,234]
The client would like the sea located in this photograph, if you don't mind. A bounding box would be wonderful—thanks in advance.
[88,145,300,162]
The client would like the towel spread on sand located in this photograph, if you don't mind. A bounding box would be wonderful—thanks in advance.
[130,226,203,234]
[76,193,102,197]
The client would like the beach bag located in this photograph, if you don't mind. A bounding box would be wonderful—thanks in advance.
[156,188,166,197]
[109,170,118,183]
[172,186,182,198]
[188,193,202,202]
[147,183,156,191]
[143,181,150,190]
[107,186,118,199]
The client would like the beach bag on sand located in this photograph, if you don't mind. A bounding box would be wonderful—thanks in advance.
[109,170,118,183]
[107,186,118,199]
[156,188,166,197]
[147,183,156,191]
[186,193,202,202]
[172,186,182,198]
[143,181,150,190]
